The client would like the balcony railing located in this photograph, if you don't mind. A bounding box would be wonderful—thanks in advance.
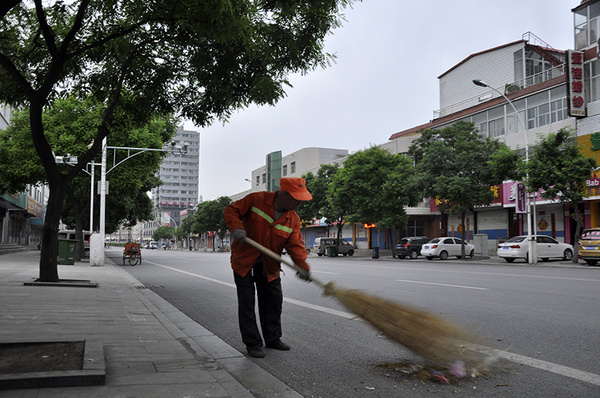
[433,64,566,120]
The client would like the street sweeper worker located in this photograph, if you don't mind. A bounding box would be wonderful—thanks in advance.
[224,177,312,358]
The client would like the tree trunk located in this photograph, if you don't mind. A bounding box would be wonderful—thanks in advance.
[336,222,344,240]
[39,183,67,282]
[387,229,396,255]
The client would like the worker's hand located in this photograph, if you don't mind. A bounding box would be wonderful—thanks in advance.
[233,229,247,242]
[296,270,311,282]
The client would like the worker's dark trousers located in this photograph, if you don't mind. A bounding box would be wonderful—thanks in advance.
[234,262,283,348]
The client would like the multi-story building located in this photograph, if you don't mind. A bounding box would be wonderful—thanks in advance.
[226,1,600,254]
[234,147,349,200]
[0,105,48,248]
[228,147,349,247]
[383,31,572,248]
[382,0,600,251]
[142,125,200,241]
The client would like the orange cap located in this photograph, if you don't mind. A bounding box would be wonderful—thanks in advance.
[280,177,312,201]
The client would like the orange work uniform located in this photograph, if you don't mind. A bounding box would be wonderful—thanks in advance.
[224,191,309,282]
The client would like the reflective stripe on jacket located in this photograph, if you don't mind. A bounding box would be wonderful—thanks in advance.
[224,191,309,282]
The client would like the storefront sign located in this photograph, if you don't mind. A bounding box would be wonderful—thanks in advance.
[515,183,527,213]
[567,50,586,117]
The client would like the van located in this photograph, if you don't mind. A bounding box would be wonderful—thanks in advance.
[58,230,92,257]
[313,238,355,256]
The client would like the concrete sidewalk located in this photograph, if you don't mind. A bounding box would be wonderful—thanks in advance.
[0,250,302,397]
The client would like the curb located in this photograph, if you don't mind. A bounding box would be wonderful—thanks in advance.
[108,256,304,397]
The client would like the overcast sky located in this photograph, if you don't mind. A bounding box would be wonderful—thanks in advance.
[188,0,576,201]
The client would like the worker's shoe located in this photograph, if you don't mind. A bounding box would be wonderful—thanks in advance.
[246,346,265,358]
[266,339,290,350]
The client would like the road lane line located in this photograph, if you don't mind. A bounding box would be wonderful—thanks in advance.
[150,262,236,288]
[360,264,600,282]
[395,279,488,290]
[284,297,354,319]
[472,345,600,386]
[147,261,600,386]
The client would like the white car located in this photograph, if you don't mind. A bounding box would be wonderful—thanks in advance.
[497,235,573,263]
[421,237,474,260]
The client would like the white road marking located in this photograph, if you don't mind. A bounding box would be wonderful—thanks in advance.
[312,270,339,275]
[147,261,600,386]
[395,279,488,290]
[151,262,236,288]
[472,345,600,386]
[284,297,354,319]
[362,264,600,283]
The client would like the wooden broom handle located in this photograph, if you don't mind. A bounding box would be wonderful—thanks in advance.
[244,237,324,287]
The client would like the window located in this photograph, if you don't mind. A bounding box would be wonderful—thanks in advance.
[283,164,287,176]
[538,103,550,127]
[291,161,296,174]
[550,99,566,122]
[488,107,504,137]
[527,107,537,129]
[255,176,260,186]
[472,112,488,137]
[488,118,505,138]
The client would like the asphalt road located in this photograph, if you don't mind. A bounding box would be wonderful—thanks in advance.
[113,248,600,397]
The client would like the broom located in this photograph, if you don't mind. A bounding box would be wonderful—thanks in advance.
[244,237,483,367]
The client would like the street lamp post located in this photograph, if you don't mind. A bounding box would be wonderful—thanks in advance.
[245,178,267,191]
[473,79,536,264]
[90,141,189,266]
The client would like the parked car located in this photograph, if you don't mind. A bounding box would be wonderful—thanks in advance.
[421,237,474,260]
[497,235,573,263]
[395,236,430,259]
[313,238,355,256]
[577,228,600,266]
[149,241,158,250]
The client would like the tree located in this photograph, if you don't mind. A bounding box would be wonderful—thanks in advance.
[329,146,419,249]
[408,121,516,257]
[0,96,176,259]
[192,197,232,251]
[298,163,340,227]
[526,128,597,262]
[152,226,175,242]
[0,0,353,281]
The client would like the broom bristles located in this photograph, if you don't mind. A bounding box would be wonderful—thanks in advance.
[323,282,482,366]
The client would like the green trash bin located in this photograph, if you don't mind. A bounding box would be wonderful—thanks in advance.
[58,238,78,265]
[326,246,336,257]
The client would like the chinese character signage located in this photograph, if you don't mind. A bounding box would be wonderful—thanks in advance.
[515,183,527,214]
[567,50,586,117]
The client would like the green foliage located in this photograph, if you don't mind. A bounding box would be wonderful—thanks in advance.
[298,163,340,226]
[408,121,514,215]
[1,95,176,233]
[0,0,353,126]
[329,146,419,234]
[527,128,596,204]
[191,196,232,241]
[152,226,176,241]
[0,0,354,280]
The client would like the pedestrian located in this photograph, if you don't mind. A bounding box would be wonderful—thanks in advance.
[224,177,312,358]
